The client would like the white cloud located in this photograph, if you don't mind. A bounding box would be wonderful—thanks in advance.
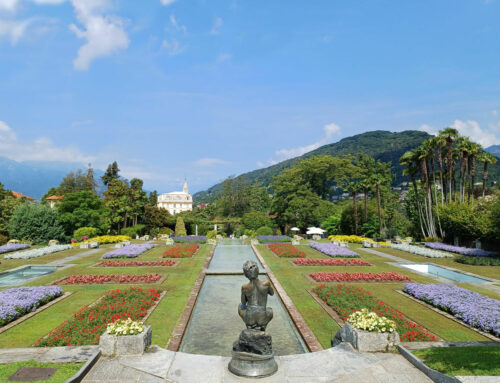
[492,110,498,117]
[0,121,95,163]
[169,14,186,33]
[193,158,229,167]
[161,38,182,55]
[217,53,231,62]
[69,0,129,71]
[160,0,176,6]
[0,0,20,12]
[0,18,31,44]
[31,0,66,4]
[419,124,438,136]
[210,17,222,35]
[450,119,500,146]
[274,123,342,161]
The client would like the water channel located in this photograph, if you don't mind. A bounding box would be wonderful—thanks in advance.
[179,240,307,356]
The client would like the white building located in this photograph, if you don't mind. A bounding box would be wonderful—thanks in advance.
[157,181,193,215]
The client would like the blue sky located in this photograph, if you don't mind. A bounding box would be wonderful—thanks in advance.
[1,0,500,193]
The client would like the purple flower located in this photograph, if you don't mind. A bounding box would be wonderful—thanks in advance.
[173,236,207,244]
[257,235,291,243]
[425,242,497,257]
[0,286,63,326]
[0,244,30,254]
[310,242,359,257]
[102,244,154,259]
[404,283,500,337]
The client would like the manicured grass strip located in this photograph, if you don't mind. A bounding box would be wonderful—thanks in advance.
[0,361,84,383]
[413,346,500,376]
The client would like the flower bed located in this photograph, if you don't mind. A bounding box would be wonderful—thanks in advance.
[313,284,436,341]
[403,283,500,337]
[53,274,162,285]
[102,244,154,259]
[309,272,410,282]
[268,243,305,258]
[172,236,207,244]
[162,244,199,258]
[424,242,497,257]
[257,235,291,243]
[293,258,372,266]
[34,287,160,347]
[4,245,72,260]
[98,260,177,267]
[0,286,63,326]
[72,235,131,247]
[310,242,359,257]
[347,308,396,333]
[0,243,30,254]
[390,243,452,258]
[328,235,374,244]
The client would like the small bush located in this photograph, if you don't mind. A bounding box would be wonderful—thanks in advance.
[121,224,146,238]
[456,256,500,266]
[423,237,442,243]
[206,230,216,239]
[159,227,174,235]
[73,227,98,242]
[0,234,8,245]
[175,217,187,236]
[255,226,273,236]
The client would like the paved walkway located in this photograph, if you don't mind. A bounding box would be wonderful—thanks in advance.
[0,346,98,363]
[47,248,101,266]
[82,344,432,383]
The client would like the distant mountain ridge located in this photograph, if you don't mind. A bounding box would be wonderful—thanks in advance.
[486,145,500,157]
[0,157,104,199]
[193,130,500,203]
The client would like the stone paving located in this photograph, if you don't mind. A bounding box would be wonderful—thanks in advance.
[82,344,433,383]
[0,346,98,364]
[46,248,101,266]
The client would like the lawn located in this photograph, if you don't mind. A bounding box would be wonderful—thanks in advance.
[0,360,83,383]
[257,243,490,346]
[413,346,500,376]
[0,244,211,348]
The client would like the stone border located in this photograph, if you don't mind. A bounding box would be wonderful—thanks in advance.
[251,244,323,352]
[303,273,410,285]
[167,245,216,351]
[0,292,73,335]
[141,290,168,324]
[64,349,101,383]
[50,274,169,286]
[398,345,460,383]
[308,288,442,341]
[396,290,500,341]
[89,260,180,268]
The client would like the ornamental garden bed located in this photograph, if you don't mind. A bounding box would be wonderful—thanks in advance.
[162,244,199,258]
[257,235,291,243]
[51,273,167,285]
[310,242,360,257]
[4,245,72,260]
[424,242,497,257]
[268,243,305,258]
[34,287,165,347]
[390,243,453,258]
[172,236,207,244]
[291,258,372,266]
[0,243,30,254]
[403,283,500,340]
[0,286,69,331]
[93,260,179,268]
[101,244,154,259]
[312,284,437,341]
[308,272,411,283]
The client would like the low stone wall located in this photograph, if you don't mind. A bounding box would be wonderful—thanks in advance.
[332,322,400,352]
[100,326,152,356]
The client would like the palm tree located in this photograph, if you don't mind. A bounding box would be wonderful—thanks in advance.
[479,152,498,197]
[431,135,447,204]
[466,142,482,201]
[439,127,459,201]
[373,161,392,237]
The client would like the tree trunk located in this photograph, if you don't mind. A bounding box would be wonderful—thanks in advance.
[352,190,358,235]
[411,176,426,238]
[447,139,453,201]
[363,187,368,223]
[123,212,128,229]
[482,162,488,197]
[376,184,382,237]
[437,146,445,204]
[469,156,475,202]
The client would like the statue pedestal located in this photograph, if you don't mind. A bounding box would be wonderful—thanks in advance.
[228,329,278,378]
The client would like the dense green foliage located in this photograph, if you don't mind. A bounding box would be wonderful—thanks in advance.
[175,216,187,236]
[241,211,272,231]
[73,227,98,241]
[58,191,108,236]
[0,182,20,238]
[9,203,66,243]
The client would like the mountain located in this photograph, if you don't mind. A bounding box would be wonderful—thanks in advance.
[486,145,500,157]
[193,130,500,203]
[0,157,104,199]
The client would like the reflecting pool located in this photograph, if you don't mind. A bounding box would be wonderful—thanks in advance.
[208,243,262,271]
[0,265,58,286]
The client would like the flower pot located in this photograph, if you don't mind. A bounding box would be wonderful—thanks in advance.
[99,325,152,356]
[333,322,399,352]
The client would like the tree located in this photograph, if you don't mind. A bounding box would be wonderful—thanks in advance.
[9,203,66,243]
[57,191,108,236]
[0,182,20,238]
[102,161,120,186]
[175,216,187,236]
[143,205,172,235]
[479,152,498,197]
[439,127,459,201]
[103,179,130,233]
[241,211,272,231]
[372,160,393,236]
[130,178,148,226]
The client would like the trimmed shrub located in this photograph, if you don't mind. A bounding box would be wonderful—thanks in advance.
[121,224,146,238]
[175,217,187,236]
[255,226,273,236]
[73,227,98,242]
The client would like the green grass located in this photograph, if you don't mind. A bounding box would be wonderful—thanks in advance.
[413,346,500,376]
[0,360,83,383]
[257,243,490,346]
[0,244,211,348]
[372,247,500,280]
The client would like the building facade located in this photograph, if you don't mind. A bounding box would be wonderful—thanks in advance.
[157,181,193,215]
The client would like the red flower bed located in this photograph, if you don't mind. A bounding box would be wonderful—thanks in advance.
[34,287,161,347]
[54,274,162,285]
[309,272,410,282]
[98,260,176,267]
[163,244,199,258]
[293,259,372,266]
[268,243,305,258]
[313,284,436,342]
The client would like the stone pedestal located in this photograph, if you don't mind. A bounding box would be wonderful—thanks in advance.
[100,326,152,356]
[228,329,278,378]
[332,323,399,352]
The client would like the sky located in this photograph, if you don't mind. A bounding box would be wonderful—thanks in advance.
[1,0,500,194]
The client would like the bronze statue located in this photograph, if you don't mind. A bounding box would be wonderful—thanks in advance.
[238,260,274,331]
